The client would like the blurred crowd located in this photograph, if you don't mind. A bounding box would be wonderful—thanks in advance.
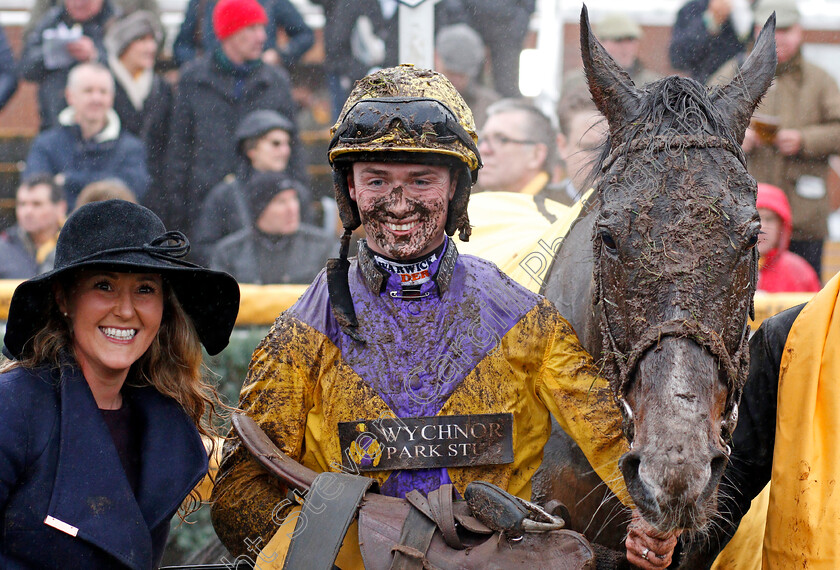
[0,0,835,294]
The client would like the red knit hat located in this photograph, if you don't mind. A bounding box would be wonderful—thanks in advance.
[213,0,268,40]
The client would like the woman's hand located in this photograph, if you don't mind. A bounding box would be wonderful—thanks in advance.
[625,510,679,569]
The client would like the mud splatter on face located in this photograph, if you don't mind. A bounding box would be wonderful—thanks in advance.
[349,162,453,260]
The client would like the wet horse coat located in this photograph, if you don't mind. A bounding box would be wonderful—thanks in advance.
[532,7,778,554]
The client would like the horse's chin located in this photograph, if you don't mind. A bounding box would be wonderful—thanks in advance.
[636,498,716,536]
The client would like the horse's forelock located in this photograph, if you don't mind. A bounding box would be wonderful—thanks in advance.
[585,76,744,192]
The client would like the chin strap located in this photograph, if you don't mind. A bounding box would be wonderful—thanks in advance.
[327,228,365,342]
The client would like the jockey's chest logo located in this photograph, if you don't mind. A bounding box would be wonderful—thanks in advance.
[338,413,514,472]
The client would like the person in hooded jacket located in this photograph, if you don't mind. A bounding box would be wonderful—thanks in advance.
[105,11,172,192]
[756,182,821,292]
[191,109,301,265]
[210,171,333,284]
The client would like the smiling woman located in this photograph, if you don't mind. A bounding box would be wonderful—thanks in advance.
[0,200,240,569]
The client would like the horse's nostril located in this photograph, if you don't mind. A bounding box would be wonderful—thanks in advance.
[710,449,728,481]
[619,451,641,486]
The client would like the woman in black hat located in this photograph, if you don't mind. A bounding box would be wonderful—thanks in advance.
[0,199,239,569]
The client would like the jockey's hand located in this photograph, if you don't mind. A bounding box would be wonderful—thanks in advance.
[625,510,679,569]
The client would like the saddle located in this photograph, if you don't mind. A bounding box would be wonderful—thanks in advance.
[232,413,596,570]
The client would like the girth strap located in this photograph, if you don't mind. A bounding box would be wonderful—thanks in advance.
[389,484,467,569]
[390,494,438,570]
[283,472,378,570]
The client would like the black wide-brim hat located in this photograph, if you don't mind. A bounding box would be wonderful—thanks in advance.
[4,200,240,358]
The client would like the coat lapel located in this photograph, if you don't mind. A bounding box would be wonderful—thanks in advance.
[46,367,208,569]
[131,384,208,531]
[48,368,152,569]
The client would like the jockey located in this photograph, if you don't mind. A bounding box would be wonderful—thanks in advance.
[211,64,675,569]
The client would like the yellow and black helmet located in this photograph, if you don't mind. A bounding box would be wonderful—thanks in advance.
[328,64,481,241]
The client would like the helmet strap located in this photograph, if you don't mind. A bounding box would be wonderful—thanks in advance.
[327,228,364,343]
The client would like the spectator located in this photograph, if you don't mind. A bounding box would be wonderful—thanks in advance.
[20,0,117,130]
[211,172,333,284]
[75,177,137,208]
[0,174,66,279]
[463,0,536,97]
[477,99,565,208]
[434,23,500,129]
[192,109,298,264]
[0,25,18,112]
[555,86,608,205]
[24,62,150,209]
[756,183,821,292]
[323,0,393,120]
[669,0,753,84]
[563,13,660,92]
[741,0,840,276]
[25,0,161,38]
[161,0,300,236]
[105,11,171,190]
[174,0,313,69]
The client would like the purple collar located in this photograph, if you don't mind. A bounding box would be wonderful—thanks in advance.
[357,238,458,298]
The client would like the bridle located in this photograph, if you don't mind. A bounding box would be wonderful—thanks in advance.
[594,133,753,451]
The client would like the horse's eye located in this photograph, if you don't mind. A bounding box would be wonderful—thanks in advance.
[601,231,617,251]
[745,233,759,249]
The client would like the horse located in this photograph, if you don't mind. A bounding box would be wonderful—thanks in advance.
[531,6,778,557]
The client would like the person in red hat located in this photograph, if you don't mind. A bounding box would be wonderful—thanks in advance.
[756,182,821,293]
[158,0,305,238]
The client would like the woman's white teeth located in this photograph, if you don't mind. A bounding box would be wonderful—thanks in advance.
[101,327,136,340]
[386,221,416,231]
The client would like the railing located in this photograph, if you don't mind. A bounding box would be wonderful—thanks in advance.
[0,279,814,328]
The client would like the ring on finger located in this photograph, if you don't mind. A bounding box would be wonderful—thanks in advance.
[641,547,650,561]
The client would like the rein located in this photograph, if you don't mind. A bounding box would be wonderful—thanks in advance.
[594,133,753,447]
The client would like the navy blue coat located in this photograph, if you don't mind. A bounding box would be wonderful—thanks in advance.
[0,364,208,569]
[23,120,150,210]
[159,52,302,235]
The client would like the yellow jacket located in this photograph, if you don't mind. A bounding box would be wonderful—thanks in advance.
[211,241,629,567]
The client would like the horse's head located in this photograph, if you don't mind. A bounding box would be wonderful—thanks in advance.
[579,6,776,533]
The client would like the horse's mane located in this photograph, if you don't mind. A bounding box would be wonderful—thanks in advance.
[584,75,742,190]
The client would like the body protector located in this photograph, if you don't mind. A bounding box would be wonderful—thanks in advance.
[326,65,482,337]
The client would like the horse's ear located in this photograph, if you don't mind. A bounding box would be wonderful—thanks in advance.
[712,14,777,143]
[580,4,641,139]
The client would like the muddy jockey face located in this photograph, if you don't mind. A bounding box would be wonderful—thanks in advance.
[328,65,482,245]
[348,162,457,260]
[325,65,482,335]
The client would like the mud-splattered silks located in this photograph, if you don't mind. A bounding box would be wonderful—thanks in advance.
[295,239,532,497]
[211,238,630,564]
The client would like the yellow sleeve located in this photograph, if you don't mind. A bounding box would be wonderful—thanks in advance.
[210,318,319,557]
[534,307,632,506]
